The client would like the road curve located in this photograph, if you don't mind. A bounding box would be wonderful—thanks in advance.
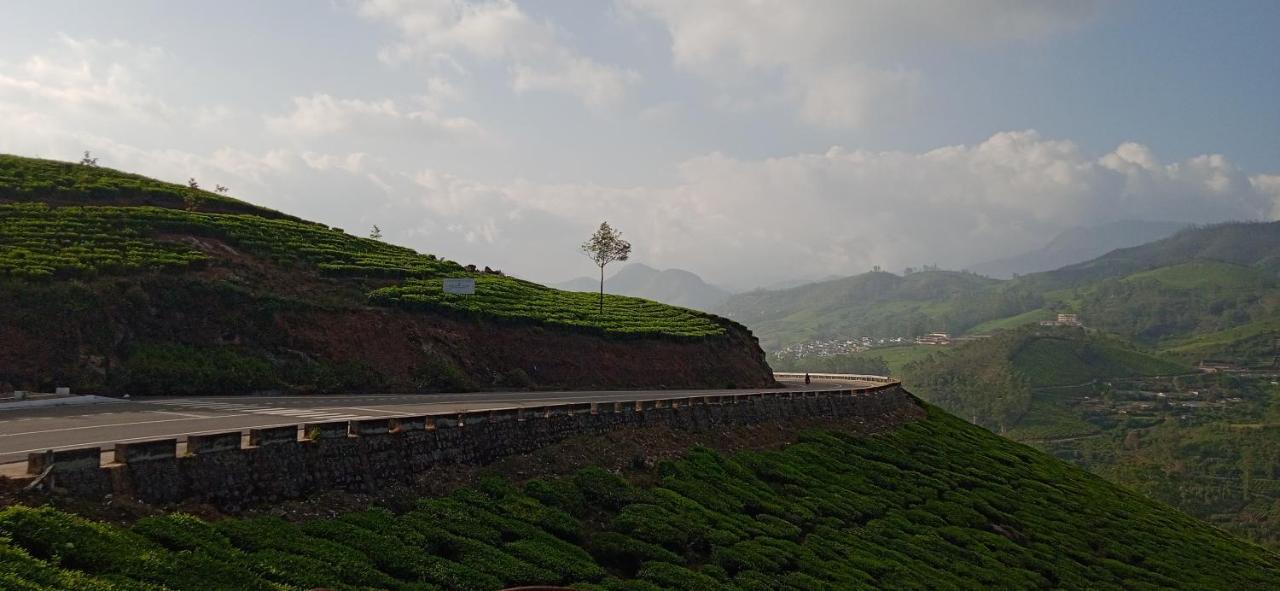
[0,377,887,470]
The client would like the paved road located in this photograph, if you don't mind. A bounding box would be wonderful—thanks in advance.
[0,380,875,470]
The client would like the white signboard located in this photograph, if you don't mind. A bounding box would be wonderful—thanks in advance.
[442,278,476,295]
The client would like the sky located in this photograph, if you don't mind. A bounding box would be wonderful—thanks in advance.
[1,0,1278,289]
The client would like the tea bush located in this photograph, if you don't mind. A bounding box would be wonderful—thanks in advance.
[0,202,725,338]
[1,406,1278,589]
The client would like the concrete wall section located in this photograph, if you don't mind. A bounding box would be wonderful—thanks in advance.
[26,384,915,509]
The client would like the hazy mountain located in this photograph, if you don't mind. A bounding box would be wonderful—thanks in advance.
[1024,220,1280,290]
[554,263,733,311]
[969,220,1188,278]
[716,270,1003,350]
[721,221,1280,351]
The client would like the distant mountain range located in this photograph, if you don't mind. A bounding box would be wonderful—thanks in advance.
[554,263,733,311]
[968,220,1188,279]
[719,221,1280,358]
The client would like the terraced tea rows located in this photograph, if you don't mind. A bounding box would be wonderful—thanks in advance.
[370,277,725,337]
[0,408,1275,590]
[0,203,724,338]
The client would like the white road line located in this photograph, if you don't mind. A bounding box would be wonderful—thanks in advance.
[147,410,223,420]
[0,416,240,438]
[328,407,407,416]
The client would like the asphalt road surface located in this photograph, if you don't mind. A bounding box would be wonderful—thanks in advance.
[0,379,875,471]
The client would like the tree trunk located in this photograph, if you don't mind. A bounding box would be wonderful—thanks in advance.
[598,265,604,314]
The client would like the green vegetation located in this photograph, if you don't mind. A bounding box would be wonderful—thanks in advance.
[0,154,286,218]
[1073,261,1278,346]
[893,327,1187,433]
[839,324,1280,550]
[722,222,1280,360]
[718,270,1029,349]
[1009,333,1187,388]
[2,408,1278,589]
[967,308,1054,334]
[0,155,726,339]
[1037,374,1280,550]
[1163,317,1280,365]
[370,277,723,338]
[770,345,935,376]
[768,353,891,376]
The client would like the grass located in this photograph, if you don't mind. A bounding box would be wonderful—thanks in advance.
[1011,335,1189,388]
[0,198,725,339]
[1,407,1277,590]
[1161,316,1280,364]
[0,154,288,218]
[967,308,1054,334]
[1121,261,1277,291]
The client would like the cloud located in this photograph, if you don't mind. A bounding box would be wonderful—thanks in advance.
[265,93,482,139]
[357,0,639,108]
[361,130,1277,287]
[0,34,186,127]
[624,0,1096,128]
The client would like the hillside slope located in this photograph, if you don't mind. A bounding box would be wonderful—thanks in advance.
[1,404,1276,590]
[969,219,1187,279]
[723,221,1280,355]
[894,327,1187,432]
[0,155,773,394]
[717,270,1021,350]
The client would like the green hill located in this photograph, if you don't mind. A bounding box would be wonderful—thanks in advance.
[717,270,1023,350]
[1010,333,1189,388]
[1,406,1277,590]
[0,154,772,394]
[887,327,1187,433]
[1024,221,1280,291]
[723,222,1280,362]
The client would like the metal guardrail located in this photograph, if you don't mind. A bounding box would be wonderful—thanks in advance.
[774,372,898,384]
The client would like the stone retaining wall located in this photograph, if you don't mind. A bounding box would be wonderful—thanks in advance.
[26,384,914,509]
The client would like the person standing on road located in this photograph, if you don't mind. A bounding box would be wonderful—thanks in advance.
[804,372,811,385]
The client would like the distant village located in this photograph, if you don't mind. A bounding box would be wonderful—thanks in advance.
[775,313,1085,359]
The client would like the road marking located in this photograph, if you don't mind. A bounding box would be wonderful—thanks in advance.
[147,410,222,420]
[0,416,230,438]
[332,407,407,416]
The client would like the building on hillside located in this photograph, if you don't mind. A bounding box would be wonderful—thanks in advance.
[1040,313,1083,327]
[916,332,951,345]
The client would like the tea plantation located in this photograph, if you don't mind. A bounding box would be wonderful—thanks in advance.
[1,407,1276,590]
[0,154,724,339]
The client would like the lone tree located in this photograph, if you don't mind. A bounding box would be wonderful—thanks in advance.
[369,224,382,240]
[581,221,631,314]
[183,178,204,211]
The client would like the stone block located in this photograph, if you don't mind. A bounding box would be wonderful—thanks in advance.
[188,432,243,454]
[303,421,351,440]
[114,439,177,464]
[489,409,519,423]
[392,415,427,432]
[432,414,460,429]
[27,446,101,475]
[249,426,298,447]
[351,418,393,436]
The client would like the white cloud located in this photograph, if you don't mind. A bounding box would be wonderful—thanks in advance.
[266,93,481,139]
[365,130,1276,286]
[358,0,639,108]
[625,0,1096,128]
[0,34,180,126]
